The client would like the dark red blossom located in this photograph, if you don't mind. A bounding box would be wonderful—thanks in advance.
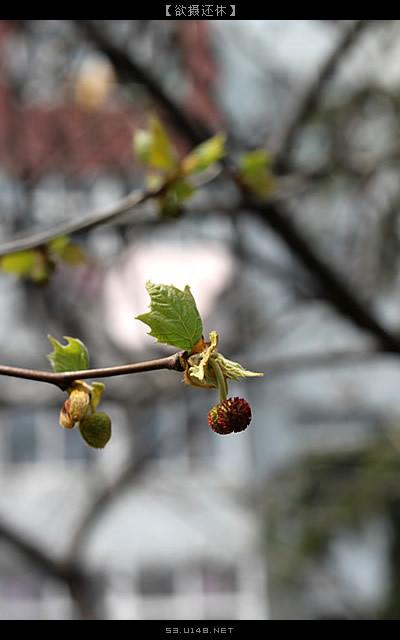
[208,397,252,435]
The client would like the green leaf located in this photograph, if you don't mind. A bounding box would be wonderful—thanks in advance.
[48,236,85,265]
[1,250,39,276]
[239,149,275,197]
[158,178,195,218]
[136,281,203,351]
[182,133,226,175]
[60,243,86,265]
[133,115,178,172]
[47,335,90,373]
[240,149,271,172]
[146,172,165,191]
[1,250,51,283]
[47,236,71,256]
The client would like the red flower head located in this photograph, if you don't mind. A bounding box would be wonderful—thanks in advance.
[208,397,252,435]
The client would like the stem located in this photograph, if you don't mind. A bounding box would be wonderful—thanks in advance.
[0,171,219,259]
[0,353,184,391]
[0,188,154,257]
[209,357,228,403]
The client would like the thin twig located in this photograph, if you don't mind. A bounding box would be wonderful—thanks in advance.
[68,423,174,559]
[0,167,221,258]
[0,353,184,391]
[68,346,387,558]
[72,20,400,357]
[1,22,395,373]
[0,187,152,257]
[242,195,400,354]
[0,517,95,618]
[275,20,370,172]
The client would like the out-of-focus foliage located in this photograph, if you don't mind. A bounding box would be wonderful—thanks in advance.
[134,115,178,173]
[264,433,400,618]
[238,149,275,197]
[181,132,225,174]
[0,236,85,284]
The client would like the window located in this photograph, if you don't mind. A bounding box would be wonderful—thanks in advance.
[0,408,95,465]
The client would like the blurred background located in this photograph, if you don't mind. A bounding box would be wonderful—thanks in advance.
[0,18,399,620]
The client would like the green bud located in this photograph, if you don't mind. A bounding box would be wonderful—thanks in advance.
[79,412,112,449]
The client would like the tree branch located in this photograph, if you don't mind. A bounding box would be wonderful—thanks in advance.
[3,20,394,364]
[73,20,208,146]
[0,186,152,257]
[0,353,184,391]
[71,20,400,355]
[67,424,172,560]
[0,166,220,258]
[0,517,73,582]
[243,196,400,354]
[275,20,370,172]
[0,517,96,618]
[67,345,389,559]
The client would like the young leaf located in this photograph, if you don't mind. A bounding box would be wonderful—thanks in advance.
[1,249,52,284]
[215,353,264,380]
[240,149,271,172]
[47,236,71,256]
[158,178,195,218]
[136,282,203,351]
[182,133,225,175]
[0,250,38,276]
[239,149,275,197]
[47,336,90,373]
[146,172,165,191]
[48,236,85,265]
[133,115,178,172]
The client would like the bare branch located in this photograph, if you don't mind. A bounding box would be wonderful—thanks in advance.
[67,424,174,560]
[0,516,71,581]
[0,517,96,618]
[243,195,400,354]
[71,20,400,357]
[0,353,184,391]
[0,166,220,258]
[67,345,388,560]
[0,187,152,257]
[275,20,371,172]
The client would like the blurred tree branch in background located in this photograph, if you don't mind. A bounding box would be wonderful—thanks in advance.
[275,20,370,172]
